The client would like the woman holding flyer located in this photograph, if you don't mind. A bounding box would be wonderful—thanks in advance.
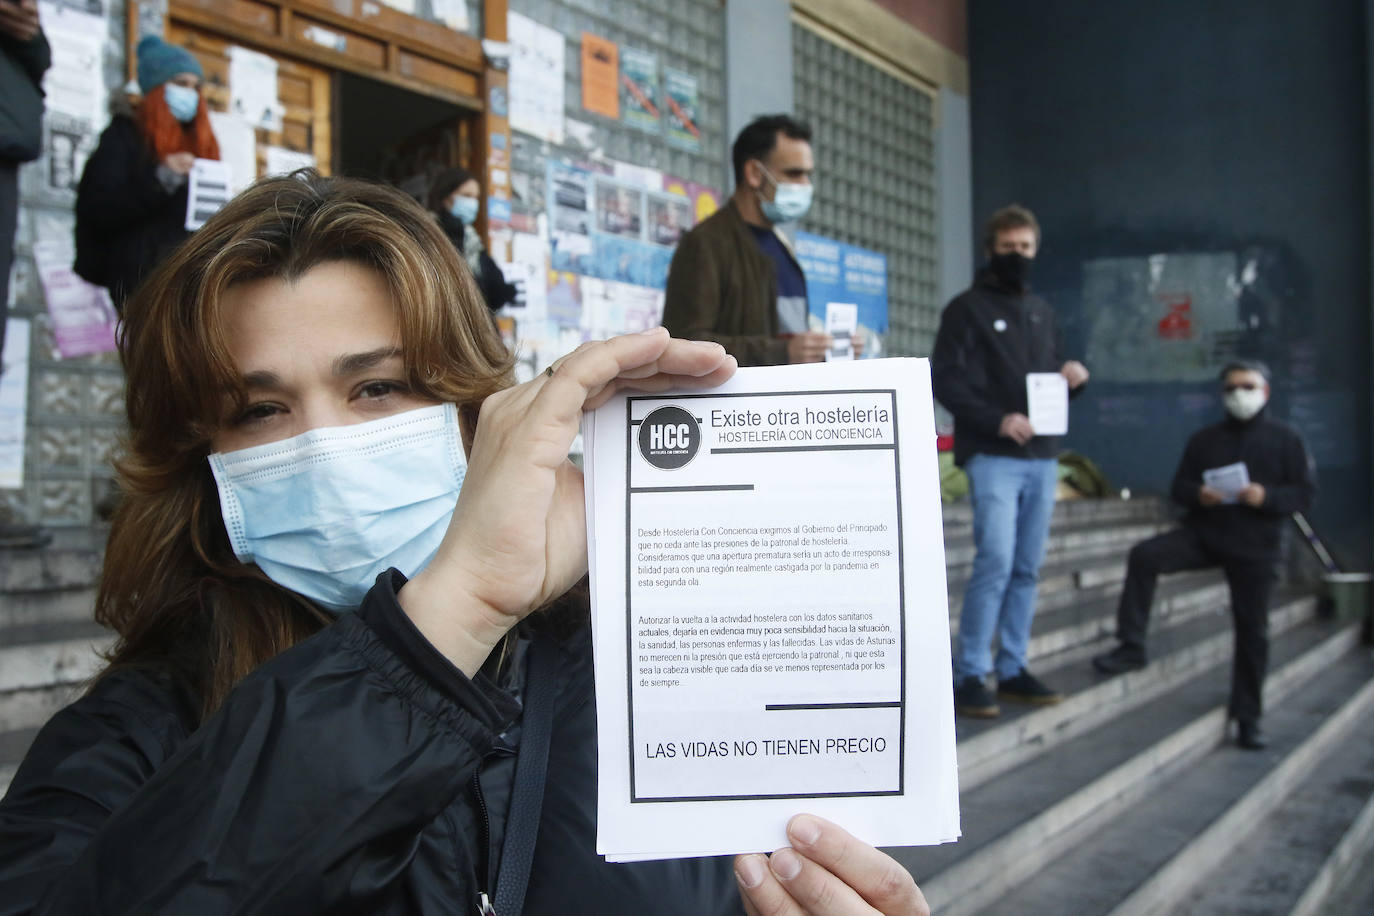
[73,35,219,311]
[0,172,926,916]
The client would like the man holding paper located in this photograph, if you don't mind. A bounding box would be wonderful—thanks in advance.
[1093,360,1313,750]
[931,204,1089,717]
[663,115,858,366]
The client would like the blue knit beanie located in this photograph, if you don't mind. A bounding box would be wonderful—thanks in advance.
[136,35,202,94]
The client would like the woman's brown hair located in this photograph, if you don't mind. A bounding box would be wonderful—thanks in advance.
[96,171,514,720]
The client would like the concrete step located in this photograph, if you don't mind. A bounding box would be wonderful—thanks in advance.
[890,610,1353,916]
[951,592,1317,791]
[1163,659,1374,915]
[0,587,99,630]
[943,521,1170,591]
[1314,826,1374,915]
[940,495,1168,533]
[0,619,114,735]
[966,634,1374,916]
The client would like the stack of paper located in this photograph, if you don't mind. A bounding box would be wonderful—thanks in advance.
[582,358,961,862]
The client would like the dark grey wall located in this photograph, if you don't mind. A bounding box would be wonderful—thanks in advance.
[969,0,1372,566]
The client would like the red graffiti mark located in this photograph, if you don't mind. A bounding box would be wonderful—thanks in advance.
[1156,294,1193,340]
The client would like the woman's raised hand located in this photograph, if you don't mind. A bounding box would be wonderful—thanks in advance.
[400,328,735,674]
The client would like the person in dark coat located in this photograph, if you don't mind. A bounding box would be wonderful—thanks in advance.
[73,35,219,311]
[932,204,1089,719]
[0,0,52,549]
[427,166,520,312]
[1092,360,1315,750]
[0,173,928,916]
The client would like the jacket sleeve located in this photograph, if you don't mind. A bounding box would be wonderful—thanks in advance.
[478,251,518,310]
[1,28,51,85]
[1259,427,1316,516]
[662,228,789,366]
[1171,431,1206,509]
[74,121,176,236]
[0,571,513,915]
[930,299,1007,438]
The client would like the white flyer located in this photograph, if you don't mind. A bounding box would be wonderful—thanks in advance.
[1026,371,1069,436]
[824,302,858,361]
[185,158,233,231]
[583,358,960,861]
[1202,461,1250,503]
[228,45,284,132]
[0,319,31,489]
[209,111,258,194]
[507,12,565,144]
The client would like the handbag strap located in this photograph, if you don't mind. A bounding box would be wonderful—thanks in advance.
[493,633,555,915]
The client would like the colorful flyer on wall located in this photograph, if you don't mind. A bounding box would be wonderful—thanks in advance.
[583,359,960,860]
[581,32,620,118]
[663,68,701,152]
[620,47,660,133]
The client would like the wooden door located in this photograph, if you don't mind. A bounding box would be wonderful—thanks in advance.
[167,22,333,179]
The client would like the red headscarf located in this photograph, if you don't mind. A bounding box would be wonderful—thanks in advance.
[138,84,221,162]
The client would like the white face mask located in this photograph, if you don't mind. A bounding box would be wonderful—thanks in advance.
[208,403,465,611]
[1223,387,1268,421]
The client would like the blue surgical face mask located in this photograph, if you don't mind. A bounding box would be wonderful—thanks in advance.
[755,162,813,224]
[208,403,466,611]
[448,195,480,225]
[164,83,201,123]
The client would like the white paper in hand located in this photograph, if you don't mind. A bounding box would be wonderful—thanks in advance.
[1202,462,1250,503]
[185,159,232,231]
[583,358,960,862]
[824,302,858,361]
[1026,372,1069,436]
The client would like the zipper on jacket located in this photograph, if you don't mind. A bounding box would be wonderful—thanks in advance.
[472,770,496,915]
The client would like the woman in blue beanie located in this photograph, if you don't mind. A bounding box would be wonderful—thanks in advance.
[73,34,220,311]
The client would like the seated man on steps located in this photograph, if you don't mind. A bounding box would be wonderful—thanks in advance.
[1092,360,1314,751]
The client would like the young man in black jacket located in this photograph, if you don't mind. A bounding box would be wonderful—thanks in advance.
[932,205,1089,718]
[1092,360,1314,750]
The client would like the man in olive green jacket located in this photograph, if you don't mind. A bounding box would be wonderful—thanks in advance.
[662,114,836,367]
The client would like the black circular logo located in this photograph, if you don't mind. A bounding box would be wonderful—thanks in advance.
[638,405,700,470]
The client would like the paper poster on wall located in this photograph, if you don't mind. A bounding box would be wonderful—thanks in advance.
[38,5,106,132]
[794,231,889,351]
[619,47,660,133]
[508,12,565,144]
[663,68,700,152]
[45,112,89,192]
[228,46,284,132]
[0,318,30,489]
[30,239,119,359]
[430,0,470,31]
[264,146,316,178]
[581,33,619,119]
[209,111,257,194]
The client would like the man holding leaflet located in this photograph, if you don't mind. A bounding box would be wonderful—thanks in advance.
[931,204,1089,718]
[1092,360,1314,750]
[663,114,859,366]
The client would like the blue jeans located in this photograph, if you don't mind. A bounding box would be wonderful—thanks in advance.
[953,455,1058,682]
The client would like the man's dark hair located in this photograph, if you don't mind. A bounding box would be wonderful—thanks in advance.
[983,204,1040,251]
[1219,359,1272,382]
[732,114,812,186]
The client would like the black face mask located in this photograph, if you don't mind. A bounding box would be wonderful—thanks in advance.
[989,252,1033,291]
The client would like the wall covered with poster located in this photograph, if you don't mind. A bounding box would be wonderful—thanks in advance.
[492,0,727,381]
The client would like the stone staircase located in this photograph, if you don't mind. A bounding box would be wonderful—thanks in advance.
[897,495,1374,916]
[1,499,1372,914]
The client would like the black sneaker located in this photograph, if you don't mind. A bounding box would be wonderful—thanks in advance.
[954,676,1000,718]
[1092,645,1147,676]
[1236,720,1267,751]
[997,668,1063,706]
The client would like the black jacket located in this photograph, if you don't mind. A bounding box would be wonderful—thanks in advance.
[438,212,518,313]
[0,26,50,163]
[1171,411,1315,561]
[73,113,191,310]
[0,571,743,915]
[931,269,1081,466]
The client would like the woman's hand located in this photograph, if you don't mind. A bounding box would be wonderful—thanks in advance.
[400,328,735,674]
[735,815,928,916]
